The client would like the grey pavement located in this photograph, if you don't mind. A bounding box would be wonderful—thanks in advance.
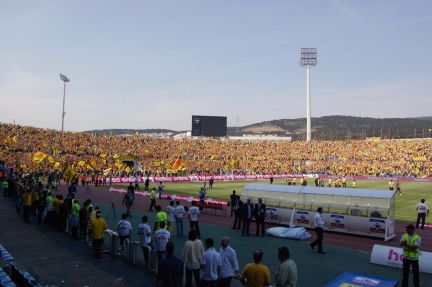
[0,195,155,287]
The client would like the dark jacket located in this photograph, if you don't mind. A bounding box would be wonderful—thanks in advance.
[254,203,266,221]
[241,203,254,220]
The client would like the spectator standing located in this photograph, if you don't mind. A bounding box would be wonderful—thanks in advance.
[175,201,185,237]
[182,230,204,287]
[167,200,176,233]
[232,199,243,230]
[158,182,164,199]
[149,188,157,211]
[157,242,184,287]
[134,176,140,190]
[154,221,171,269]
[254,198,266,237]
[310,207,325,254]
[219,236,239,287]
[23,189,32,223]
[416,199,429,230]
[230,190,239,218]
[144,177,150,191]
[189,201,201,237]
[209,177,214,189]
[122,190,134,218]
[90,210,107,259]
[240,249,271,287]
[117,213,132,252]
[155,205,168,231]
[241,198,254,237]
[137,215,152,266]
[275,247,297,287]
[79,201,89,242]
[200,238,221,287]
[70,199,80,239]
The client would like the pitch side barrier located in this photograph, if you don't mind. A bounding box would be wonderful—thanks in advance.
[108,174,432,184]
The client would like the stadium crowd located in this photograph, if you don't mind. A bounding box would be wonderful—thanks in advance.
[1,123,432,178]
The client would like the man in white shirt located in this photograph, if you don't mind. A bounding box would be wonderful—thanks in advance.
[200,238,221,287]
[219,236,239,287]
[175,201,185,237]
[416,199,429,230]
[275,246,297,287]
[117,213,132,252]
[310,207,325,254]
[189,201,201,237]
[167,200,176,233]
[137,215,152,266]
[154,221,171,266]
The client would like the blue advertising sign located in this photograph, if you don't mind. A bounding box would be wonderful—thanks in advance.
[325,272,397,287]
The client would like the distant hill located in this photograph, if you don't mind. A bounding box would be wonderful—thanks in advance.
[228,116,432,140]
[86,116,432,140]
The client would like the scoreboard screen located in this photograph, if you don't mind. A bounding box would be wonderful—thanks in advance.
[191,115,227,137]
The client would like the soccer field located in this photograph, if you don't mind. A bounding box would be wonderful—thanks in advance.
[126,179,431,223]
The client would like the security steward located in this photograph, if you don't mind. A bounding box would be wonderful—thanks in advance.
[155,205,167,232]
[400,224,421,287]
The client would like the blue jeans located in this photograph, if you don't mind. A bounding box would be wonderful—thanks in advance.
[176,217,183,236]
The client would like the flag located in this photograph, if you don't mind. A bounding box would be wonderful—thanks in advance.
[90,160,97,168]
[47,156,55,164]
[86,164,94,171]
[103,168,112,176]
[172,158,182,171]
[78,160,86,167]
[115,161,123,170]
[125,166,132,174]
[113,154,120,159]
[99,153,107,158]
[54,162,61,169]
[63,165,76,181]
[33,151,48,164]
[12,136,17,143]
[154,161,161,167]
[59,73,70,82]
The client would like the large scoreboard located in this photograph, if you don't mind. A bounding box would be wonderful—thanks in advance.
[191,115,227,137]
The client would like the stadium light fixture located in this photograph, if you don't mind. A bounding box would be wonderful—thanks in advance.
[300,48,317,142]
[59,73,70,133]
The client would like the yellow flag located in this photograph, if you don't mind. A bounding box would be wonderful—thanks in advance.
[90,160,97,168]
[54,162,61,169]
[47,156,55,164]
[86,164,94,171]
[113,154,120,159]
[63,165,77,181]
[33,151,48,164]
[12,136,17,143]
[115,162,123,169]
[103,168,112,176]
[125,166,132,174]
[78,160,86,167]
[100,153,107,158]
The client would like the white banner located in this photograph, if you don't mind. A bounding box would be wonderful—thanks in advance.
[370,244,432,274]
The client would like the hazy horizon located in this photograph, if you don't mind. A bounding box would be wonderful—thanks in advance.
[1,1,431,131]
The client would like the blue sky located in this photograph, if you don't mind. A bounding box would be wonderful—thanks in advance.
[1,0,431,131]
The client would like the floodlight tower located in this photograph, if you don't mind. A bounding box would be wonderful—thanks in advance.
[300,48,317,142]
[59,73,70,133]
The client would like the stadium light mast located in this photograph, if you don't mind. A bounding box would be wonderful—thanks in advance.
[59,73,70,133]
[300,48,317,142]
